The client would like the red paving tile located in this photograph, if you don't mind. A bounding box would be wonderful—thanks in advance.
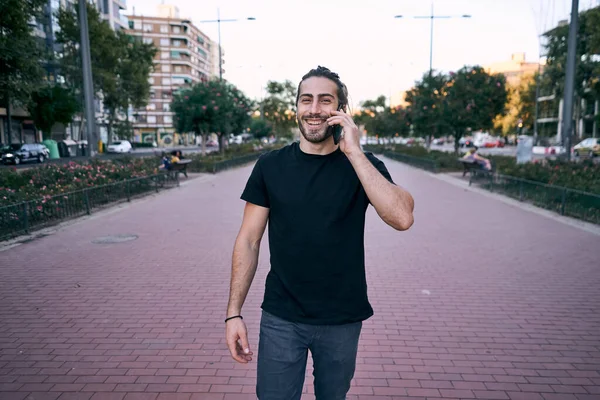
[1,158,599,400]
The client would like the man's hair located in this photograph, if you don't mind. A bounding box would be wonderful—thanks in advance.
[296,66,349,110]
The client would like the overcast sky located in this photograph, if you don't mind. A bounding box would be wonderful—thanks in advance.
[124,0,599,109]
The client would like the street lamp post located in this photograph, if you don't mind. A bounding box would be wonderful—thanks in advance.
[395,1,471,77]
[197,9,255,81]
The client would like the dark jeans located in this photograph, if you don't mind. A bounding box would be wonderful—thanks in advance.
[257,310,362,400]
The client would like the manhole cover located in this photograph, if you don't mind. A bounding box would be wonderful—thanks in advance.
[92,234,138,244]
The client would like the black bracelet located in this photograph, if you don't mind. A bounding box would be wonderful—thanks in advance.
[225,315,243,323]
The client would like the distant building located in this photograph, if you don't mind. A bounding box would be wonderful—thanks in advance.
[484,52,542,87]
[126,6,216,146]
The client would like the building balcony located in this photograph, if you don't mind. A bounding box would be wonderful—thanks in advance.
[119,14,129,27]
[115,0,127,10]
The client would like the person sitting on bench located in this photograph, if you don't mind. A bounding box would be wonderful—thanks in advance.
[463,146,492,171]
[159,152,172,171]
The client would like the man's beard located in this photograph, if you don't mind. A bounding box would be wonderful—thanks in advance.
[298,114,332,144]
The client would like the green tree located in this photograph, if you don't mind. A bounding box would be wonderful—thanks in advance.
[542,7,600,99]
[119,33,157,139]
[28,84,80,140]
[404,71,449,145]
[259,80,297,136]
[493,73,537,136]
[56,3,119,98]
[355,96,387,141]
[56,5,156,143]
[103,32,156,143]
[249,118,273,140]
[444,66,508,152]
[0,0,46,143]
[172,79,253,154]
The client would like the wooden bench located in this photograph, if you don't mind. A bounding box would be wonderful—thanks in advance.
[168,159,191,180]
[459,158,485,177]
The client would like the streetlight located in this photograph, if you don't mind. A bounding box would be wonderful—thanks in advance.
[395,1,471,77]
[197,9,256,81]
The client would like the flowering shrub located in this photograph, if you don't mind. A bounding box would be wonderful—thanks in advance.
[0,158,159,207]
[499,159,600,194]
[365,144,599,194]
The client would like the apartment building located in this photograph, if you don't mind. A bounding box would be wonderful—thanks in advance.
[126,6,216,146]
[484,53,541,87]
[1,0,128,145]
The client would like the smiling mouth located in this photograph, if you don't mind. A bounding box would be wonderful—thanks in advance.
[304,118,326,127]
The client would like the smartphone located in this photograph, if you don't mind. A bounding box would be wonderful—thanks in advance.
[329,104,345,145]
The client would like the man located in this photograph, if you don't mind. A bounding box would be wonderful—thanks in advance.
[226,66,415,399]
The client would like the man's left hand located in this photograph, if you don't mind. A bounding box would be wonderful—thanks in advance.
[327,110,361,155]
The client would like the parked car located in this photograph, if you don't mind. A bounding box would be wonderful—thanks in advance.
[459,137,475,148]
[106,140,132,153]
[573,138,600,157]
[2,143,49,165]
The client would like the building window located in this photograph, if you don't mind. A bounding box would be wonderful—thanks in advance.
[197,35,204,44]
[161,65,170,72]
[147,103,156,111]
[143,37,153,44]
[162,92,171,99]
[172,26,181,34]
[163,103,170,112]
[197,48,207,59]
[164,115,173,124]
[174,66,182,73]
[128,20,134,29]
[162,78,171,85]
[161,51,169,59]
[147,116,156,123]
[160,25,168,33]
[171,51,181,59]
[112,2,120,18]
[160,38,169,46]
[173,40,181,47]
[148,77,154,84]
[150,92,156,99]
[143,24,153,32]
[134,20,142,30]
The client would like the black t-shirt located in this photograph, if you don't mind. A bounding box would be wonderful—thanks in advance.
[240,142,394,325]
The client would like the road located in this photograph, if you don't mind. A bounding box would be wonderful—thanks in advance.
[0,145,218,170]
[0,156,598,399]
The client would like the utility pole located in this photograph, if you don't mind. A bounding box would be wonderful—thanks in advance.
[198,11,255,82]
[561,0,579,161]
[79,0,97,157]
[395,1,471,78]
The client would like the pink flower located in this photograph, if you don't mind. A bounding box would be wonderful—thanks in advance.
[37,206,43,211]
[214,106,219,110]
[202,105,207,110]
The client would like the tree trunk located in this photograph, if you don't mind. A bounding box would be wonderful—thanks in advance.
[219,133,225,155]
[6,96,12,145]
[454,132,461,154]
[201,132,207,156]
[107,110,115,146]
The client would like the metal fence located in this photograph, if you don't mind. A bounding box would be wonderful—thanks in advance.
[211,152,263,173]
[0,173,178,241]
[382,151,438,173]
[470,173,600,224]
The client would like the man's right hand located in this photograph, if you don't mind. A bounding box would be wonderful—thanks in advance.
[226,318,253,363]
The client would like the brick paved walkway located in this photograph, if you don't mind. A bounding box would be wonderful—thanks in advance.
[1,156,599,400]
